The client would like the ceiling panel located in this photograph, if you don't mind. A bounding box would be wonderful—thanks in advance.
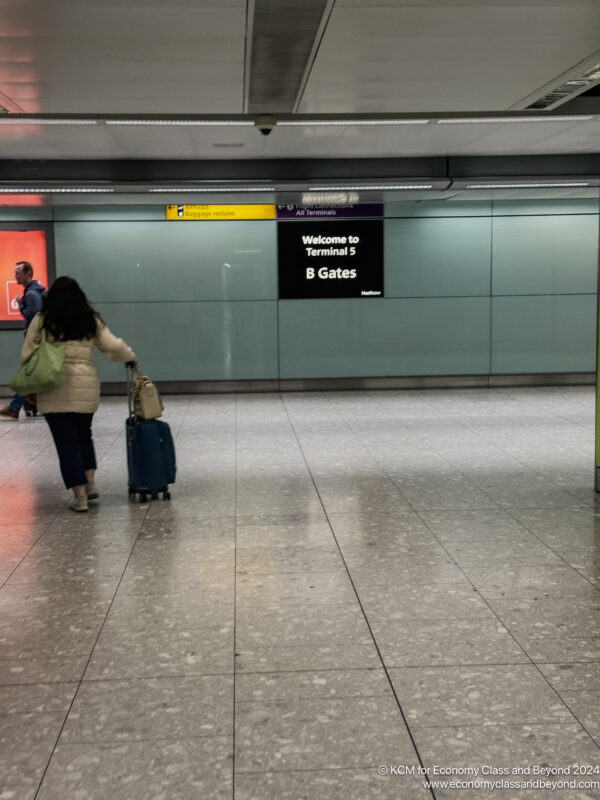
[336,0,586,6]
[29,6,245,39]
[526,124,600,154]
[2,37,243,64]
[0,2,246,114]
[300,3,600,112]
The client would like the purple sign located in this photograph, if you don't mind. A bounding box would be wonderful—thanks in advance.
[276,204,383,219]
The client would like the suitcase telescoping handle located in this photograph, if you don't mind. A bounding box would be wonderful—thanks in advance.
[126,362,140,418]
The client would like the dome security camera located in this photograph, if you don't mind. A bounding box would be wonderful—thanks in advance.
[254,114,277,136]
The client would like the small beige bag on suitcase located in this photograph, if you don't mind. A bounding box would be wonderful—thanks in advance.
[132,372,164,419]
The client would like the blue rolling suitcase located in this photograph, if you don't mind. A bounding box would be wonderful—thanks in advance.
[126,368,176,502]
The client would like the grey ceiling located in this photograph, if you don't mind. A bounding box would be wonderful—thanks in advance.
[0,0,598,170]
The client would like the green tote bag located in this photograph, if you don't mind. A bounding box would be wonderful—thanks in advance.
[10,327,67,395]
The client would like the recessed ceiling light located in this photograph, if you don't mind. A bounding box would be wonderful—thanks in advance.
[148,187,274,192]
[437,115,592,124]
[0,118,99,125]
[105,119,254,126]
[280,119,430,126]
[0,187,115,192]
[465,182,591,189]
[308,184,434,190]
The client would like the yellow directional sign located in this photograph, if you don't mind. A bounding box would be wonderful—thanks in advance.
[166,204,276,221]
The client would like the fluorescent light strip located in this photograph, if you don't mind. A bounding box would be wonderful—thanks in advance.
[465,182,590,189]
[0,118,98,125]
[0,115,593,127]
[280,119,430,126]
[308,185,433,190]
[148,187,274,193]
[437,115,592,124]
[105,120,254,127]
[0,187,115,193]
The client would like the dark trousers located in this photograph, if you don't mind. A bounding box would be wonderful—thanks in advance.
[45,413,97,489]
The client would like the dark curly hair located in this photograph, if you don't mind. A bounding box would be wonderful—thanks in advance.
[42,276,102,341]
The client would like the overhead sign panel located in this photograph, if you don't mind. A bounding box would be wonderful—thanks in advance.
[278,219,384,299]
[166,204,276,221]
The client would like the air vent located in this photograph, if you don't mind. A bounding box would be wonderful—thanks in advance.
[527,63,600,110]
[247,0,331,113]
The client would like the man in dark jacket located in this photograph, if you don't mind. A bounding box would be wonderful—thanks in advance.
[0,261,46,419]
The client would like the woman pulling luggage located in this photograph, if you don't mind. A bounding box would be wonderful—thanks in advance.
[20,276,136,512]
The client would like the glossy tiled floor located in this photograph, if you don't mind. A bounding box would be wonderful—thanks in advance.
[2,387,600,799]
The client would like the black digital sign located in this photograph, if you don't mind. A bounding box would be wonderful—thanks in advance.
[278,219,384,299]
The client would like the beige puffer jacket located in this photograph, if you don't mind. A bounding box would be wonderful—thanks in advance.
[21,313,136,414]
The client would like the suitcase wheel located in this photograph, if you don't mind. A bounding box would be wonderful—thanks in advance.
[163,491,171,501]
[140,493,148,503]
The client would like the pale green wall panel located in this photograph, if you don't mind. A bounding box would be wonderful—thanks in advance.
[492,215,598,295]
[0,208,52,222]
[493,199,599,216]
[54,220,277,302]
[54,206,165,221]
[385,217,491,297]
[279,297,490,378]
[94,300,278,382]
[0,330,24,384]
[491,295,596,373]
